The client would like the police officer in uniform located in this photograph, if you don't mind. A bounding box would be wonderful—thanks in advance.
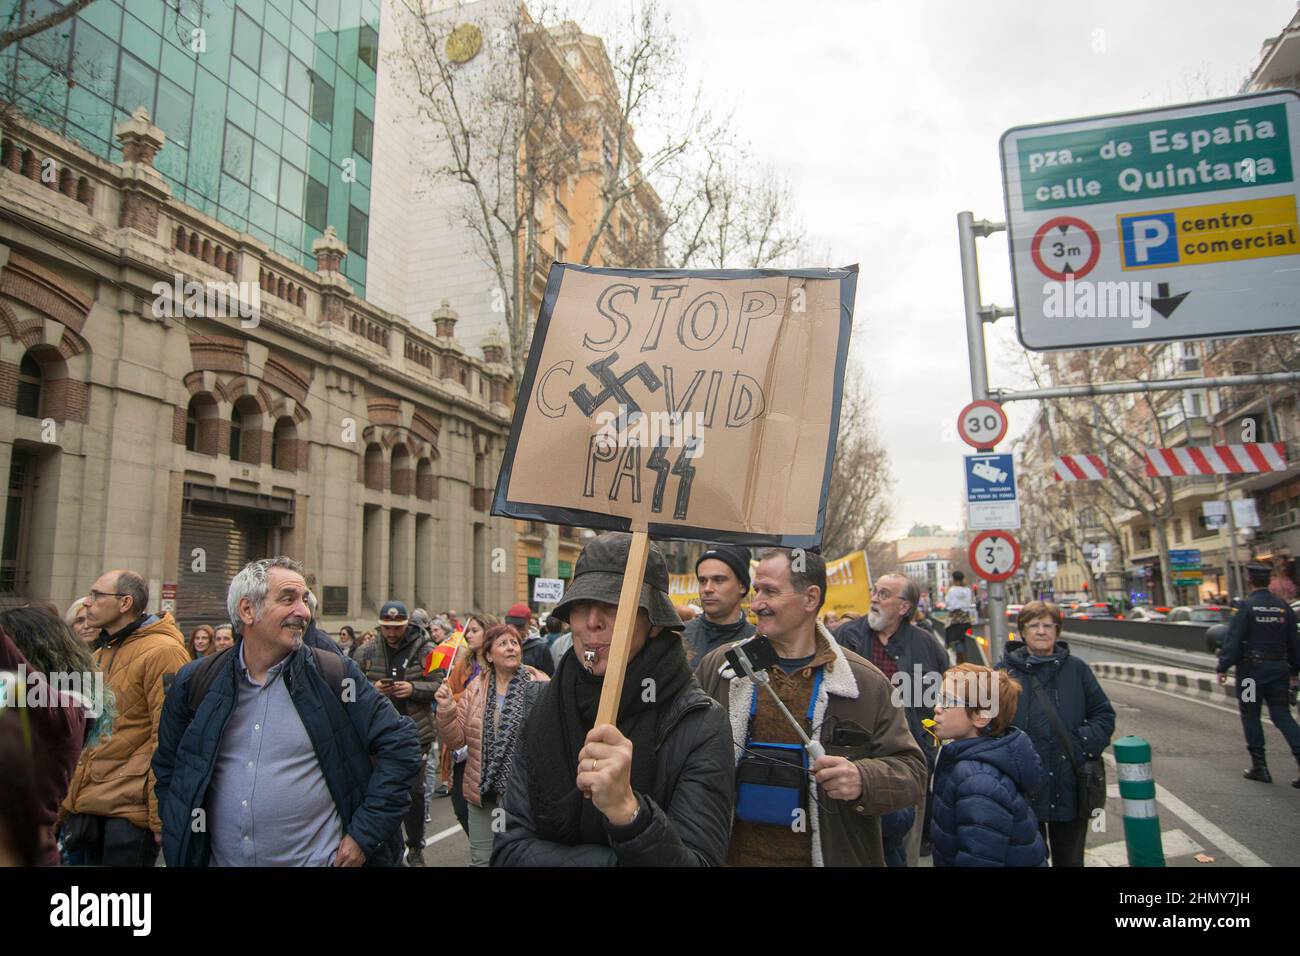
[1216,564,1300,787]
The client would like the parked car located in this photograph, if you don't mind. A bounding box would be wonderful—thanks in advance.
[1004,604,1024,623]
[1068,602,1120,620]
[1127,606,1168,622]
[1206,600,1300,654]
[1165,605,1234,626]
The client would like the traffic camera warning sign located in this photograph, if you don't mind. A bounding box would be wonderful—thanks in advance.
[1001,90,1300,350]
[965,453,1020,531]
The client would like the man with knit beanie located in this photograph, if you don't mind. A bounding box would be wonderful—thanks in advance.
[684,544,757,669]
[493,532,734,866]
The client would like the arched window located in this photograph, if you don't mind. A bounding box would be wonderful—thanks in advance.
[364,443,385,491]
[229,405,244,460]
[230,397,263,463]
[391,444,411,495]
[184,394,220,455]
[271,417,297,471]
[416,458,435,501]
[16,353,42,418]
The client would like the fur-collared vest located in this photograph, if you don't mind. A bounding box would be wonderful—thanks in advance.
[696,622,927,867]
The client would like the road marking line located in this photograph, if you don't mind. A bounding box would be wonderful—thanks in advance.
[426,824,465,846]
[1103,752,1270,867]
[1098,675,1240,717]
[1088,828,1204,867]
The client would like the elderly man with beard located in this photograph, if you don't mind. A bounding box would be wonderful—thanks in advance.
[153,557,420,866]
[836,573,949,864]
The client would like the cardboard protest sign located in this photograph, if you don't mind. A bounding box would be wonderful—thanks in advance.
[492,264,858,546]
[668,550,872,618]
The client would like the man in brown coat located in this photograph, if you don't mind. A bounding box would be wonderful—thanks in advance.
[697,548,926,867]
[61,569,190,865]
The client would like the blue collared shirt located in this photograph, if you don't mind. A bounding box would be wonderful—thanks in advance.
[208,644,344,866]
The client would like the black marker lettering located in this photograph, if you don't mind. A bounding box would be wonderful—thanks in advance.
[733,290,777,352]
[584,283,638,352]
[640,283,685,351]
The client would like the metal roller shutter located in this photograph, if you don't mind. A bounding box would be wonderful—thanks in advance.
[176,506,269,635]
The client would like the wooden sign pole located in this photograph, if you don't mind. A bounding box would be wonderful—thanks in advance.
[595,530,650,727]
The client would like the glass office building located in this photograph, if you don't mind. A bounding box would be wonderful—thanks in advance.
[2,0,377,296]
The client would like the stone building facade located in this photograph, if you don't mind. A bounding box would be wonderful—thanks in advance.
[0,109,516,634]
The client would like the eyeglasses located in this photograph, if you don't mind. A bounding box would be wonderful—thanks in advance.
[86,590,127,602]
[869,587,897,600]
[937,695,967,709]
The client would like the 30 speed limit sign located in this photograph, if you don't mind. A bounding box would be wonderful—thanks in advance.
[957,400,1008,450]
[968,530,1021,583]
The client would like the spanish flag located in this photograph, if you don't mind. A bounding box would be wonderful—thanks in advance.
[423,631,465,675]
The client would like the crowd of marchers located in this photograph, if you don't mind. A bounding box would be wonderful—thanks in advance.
[19,531,1298,867]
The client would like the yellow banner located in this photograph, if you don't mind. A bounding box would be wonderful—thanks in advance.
[669,550,872,621]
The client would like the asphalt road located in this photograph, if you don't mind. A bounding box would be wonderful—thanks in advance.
[1086,676,1300,867]
[417,676,1300,868]
[417,753,472,866]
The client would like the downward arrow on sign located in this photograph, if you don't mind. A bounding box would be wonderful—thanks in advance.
[1145,282,1190,319]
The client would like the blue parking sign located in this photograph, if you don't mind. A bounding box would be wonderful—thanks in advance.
[1120,212,1179,268]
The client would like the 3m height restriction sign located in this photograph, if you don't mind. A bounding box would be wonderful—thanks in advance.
[1000,90,1300,350]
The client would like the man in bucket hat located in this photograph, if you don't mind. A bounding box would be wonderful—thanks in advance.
[493,532,735,866]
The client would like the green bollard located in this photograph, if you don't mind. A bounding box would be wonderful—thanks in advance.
[1113,735,1165,867]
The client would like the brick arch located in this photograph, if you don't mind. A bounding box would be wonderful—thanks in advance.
[0,301,20,341]
[267,394,310,426]
[15,343,89,423]
[57,326,88,359]
[0,251,92,335]
[183,369,216,396]
[221,376,272,416]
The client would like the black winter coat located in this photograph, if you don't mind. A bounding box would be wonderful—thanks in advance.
[353,625,441,749]
[997,640,1116,823]
[491,680,735,866]
[153,640,422,867]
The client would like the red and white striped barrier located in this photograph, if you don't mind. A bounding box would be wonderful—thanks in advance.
[1053,454,1108,481]
[1144,442,1288,477]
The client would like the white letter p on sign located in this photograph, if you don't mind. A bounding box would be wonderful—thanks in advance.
[1131,219,1170,263]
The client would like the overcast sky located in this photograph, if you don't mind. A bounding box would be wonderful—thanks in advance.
[567,0,1295,538]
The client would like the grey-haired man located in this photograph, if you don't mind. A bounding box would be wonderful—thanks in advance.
[153,557,421,866]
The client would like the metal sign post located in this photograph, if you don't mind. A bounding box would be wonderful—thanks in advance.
[958,211,1012,664]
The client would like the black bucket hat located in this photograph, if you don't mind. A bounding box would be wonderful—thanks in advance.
[550,532,683,632]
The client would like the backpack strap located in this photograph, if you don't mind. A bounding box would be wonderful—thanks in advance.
[185,647,235,714]
[183,645,346,713]
[311,645,346,701]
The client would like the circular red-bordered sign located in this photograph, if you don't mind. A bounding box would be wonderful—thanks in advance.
[968,530,1021,583]
[957,400,1008,450]
[1030,216,1101,281]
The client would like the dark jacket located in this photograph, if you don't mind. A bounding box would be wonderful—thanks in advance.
[0,626,90,866]
[881,806,915,868]
[491,677,735,866]
[1217,589,1300,679]
[997,640,1116,823]
[930,727,1047,867]
[521,633,556,678]
[152,640,422,867]
[353,624,441,749]
[836,617,949,766]
[682,613,756,669]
